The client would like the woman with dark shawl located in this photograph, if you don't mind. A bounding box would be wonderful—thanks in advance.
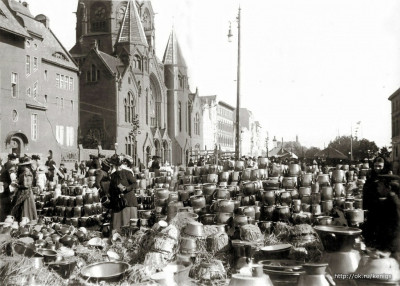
[11,159,37,222]
[109,155,137,231]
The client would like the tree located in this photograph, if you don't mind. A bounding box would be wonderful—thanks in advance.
[378,146,391,161]
[305,147,321,158]
[81,133,100,149]
[328,136,378,161]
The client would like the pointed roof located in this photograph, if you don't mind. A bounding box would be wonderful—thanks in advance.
[118,0,148,47]
[162,29,187,67]
[97,50,123,75]
[314,147,348,160]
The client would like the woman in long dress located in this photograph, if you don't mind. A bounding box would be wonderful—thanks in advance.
[109,155,137,231]
[11,162,37,222]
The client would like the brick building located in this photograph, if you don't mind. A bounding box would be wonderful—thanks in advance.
[70,0,173,166]
[0,0,79,164]
[163,30,202,165]
[389,88,400,174]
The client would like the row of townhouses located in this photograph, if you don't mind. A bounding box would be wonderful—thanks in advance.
[0,0,266,167]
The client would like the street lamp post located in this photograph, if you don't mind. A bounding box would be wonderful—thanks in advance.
[228,7,241,160]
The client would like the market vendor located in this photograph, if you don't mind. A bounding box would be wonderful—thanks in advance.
[362,171,400,259]
[10,158,37,222]
[94,158,111,198]
[109,155,137,231]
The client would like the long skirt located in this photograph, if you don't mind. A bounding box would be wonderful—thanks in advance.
[21,191,37,221]
[111,207,137,231]
[0,193,12,222]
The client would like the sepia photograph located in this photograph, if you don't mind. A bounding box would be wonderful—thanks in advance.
[0,0,399,285]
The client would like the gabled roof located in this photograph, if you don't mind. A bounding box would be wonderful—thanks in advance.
[269,147,292,158]
[162,29,187,67]
[0,0,30,38]
[118,0,148,47]
[98,51,123,75]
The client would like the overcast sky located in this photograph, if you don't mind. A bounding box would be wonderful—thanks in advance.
[28,0,400,149]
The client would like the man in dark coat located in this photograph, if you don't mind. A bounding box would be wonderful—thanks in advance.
[95,159,111,198]
[362,157,394,251]
[150,156,161,172]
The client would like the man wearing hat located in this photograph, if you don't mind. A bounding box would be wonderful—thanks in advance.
[150,156,161,172]
[95,159,111,198]
[0,157,18,222]
[361,173,400,261]
[3,153,17,174]
[45,150,56,182]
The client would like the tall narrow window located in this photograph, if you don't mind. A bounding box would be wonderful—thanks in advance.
[195,113,200,135]
[124,92,136,123]
[56,74,60,88]
[71,100,74,110]
[44,94,47,103]
[69,77,73,91]
[91,65,96,82]
[26,55,31,76]
[61,98,64,109]
[178,102,182,132]
[11,72,18,98]
[31,114,38,140]
[56,125,64,145]
[33,81,38,99]
[33,57,38,71]
[26,87,31,97]
[66,126,74,147]
[146,94,149,125]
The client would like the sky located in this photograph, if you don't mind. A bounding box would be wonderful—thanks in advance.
[27,0,400,149]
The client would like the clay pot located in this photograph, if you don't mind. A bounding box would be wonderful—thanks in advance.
[289,189,299,200]
[321,186,333,201]
[299,187,312,198]
[234,161,245,171]
[333,183,345,197]
[200,214,215,225]
[279,191,292,206]
[250,169,260,181]
[301,173,314,187]
[262,205,275,221]
[231,171,241,182]
[321,200,333,214]
[332,170,346,184]
[233,215,251,227]
[258,157,269,169]
[317,174,330,186]
[242,182,256,196]
[282,177,297,189]
[262,190,276,206]
[202,183,217,196]
[190,195,206,209]
[211,199,235,213]
[207,174,218,184]
[213,188,230,200]
[277,205,290,221]
[215,212,233,224]
[73,206,82,217]
[220,172,230,182]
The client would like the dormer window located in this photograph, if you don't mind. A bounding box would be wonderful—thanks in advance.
[52,52,69,62]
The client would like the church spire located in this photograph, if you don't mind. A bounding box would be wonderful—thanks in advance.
[162,29,187,67]
[118,0,148,47]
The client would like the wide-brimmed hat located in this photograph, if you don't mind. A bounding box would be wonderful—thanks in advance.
[31,154,40,160]
[123,155,134,164]
[18,155,32,166]
[102,158,111,168]
[8,153,17,160]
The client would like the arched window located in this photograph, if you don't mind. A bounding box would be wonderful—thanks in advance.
[124,92,136,123]
[91,3,107,32]
[178,101,182,132]
[134,55,141,70]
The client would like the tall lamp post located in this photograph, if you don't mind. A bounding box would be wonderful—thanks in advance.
[228,7,241,160]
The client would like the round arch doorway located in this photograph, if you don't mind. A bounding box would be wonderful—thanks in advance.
[6,132,29,157]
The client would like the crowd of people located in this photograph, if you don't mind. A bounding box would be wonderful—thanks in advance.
[0,149,399,259]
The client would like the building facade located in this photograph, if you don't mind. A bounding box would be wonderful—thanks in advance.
[0,0,79,164]
[237,108,265,157]
[70,0,203,167]
[389,88,400,174]
[217,101,235,153]
[70,0,173,166]
[200,95,217,150]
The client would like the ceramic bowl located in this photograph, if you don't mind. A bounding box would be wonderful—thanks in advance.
[260,244,292,259]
